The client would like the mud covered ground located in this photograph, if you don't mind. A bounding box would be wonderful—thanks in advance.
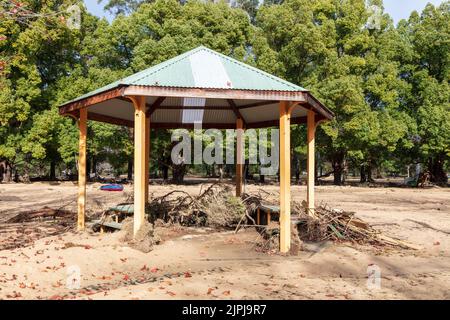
[0,179,448,300]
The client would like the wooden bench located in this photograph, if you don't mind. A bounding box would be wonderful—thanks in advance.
[256,204,280,225]
[89,220,123,233]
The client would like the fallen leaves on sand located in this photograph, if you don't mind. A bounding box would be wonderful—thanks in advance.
[6,291,22,299]
[222,290,231,296]
[184,271,192,278]
[207,287,214,295]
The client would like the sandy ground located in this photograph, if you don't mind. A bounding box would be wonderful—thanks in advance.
[0,180,449,300]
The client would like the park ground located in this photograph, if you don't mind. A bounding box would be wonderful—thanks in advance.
[0,180,449,300]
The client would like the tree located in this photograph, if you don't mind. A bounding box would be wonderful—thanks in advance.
[257,0,418,185]
[98,0,146,16]
[396,2,450,184]
[0,0,85,181]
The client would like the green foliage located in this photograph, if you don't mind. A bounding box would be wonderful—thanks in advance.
[1,0,448,184]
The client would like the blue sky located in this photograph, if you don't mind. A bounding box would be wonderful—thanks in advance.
[84,0,446,24]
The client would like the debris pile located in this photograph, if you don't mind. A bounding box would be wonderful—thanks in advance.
[6,206,74,224]
[239,189,419,251]
[147,183,244,228]
[1,207,75,250]
[294,201,419,250]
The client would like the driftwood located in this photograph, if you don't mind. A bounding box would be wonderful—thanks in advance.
[6,206,74,223]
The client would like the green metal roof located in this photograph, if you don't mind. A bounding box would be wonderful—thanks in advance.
[62,46,306,106]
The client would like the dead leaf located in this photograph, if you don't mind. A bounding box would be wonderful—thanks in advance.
[207,288,214,295]
[222,290,231,296]
[184,272,192,278]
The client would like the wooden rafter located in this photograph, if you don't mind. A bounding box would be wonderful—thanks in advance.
[146,97,166,117]
[227,99,246,126]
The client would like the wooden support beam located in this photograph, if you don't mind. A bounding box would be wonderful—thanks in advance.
[279,101,291,254]
[88,112,134,127]
[146,97,166,117]
[236,118,244,197]
[132,96,147,237]
[144,115,150,204]
[237,100,278,110]
[227,99,246,126]
[59,87,125,115]
[77,108,87,231]
[307,110,316,215]
[149,106,233,111]
[124,86,309,105]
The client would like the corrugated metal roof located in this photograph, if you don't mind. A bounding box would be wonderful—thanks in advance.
[61,46,305,107]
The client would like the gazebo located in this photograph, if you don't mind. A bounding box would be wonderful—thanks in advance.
[59,46,334,253]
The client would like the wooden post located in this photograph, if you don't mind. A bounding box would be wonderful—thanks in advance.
[307,110,316,215]
[144,115,150,204]
[132,96,147,236]
[77,108,87,231]
[236,118,244,197]
[279,101,291,253]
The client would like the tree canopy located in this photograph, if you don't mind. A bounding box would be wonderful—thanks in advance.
[0,0,448,185]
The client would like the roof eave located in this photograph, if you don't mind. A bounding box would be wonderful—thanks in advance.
[59,85,334,122]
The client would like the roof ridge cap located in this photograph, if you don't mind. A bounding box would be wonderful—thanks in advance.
[200,46,304,91]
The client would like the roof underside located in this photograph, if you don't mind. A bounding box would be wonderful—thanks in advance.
[59,46,333,128]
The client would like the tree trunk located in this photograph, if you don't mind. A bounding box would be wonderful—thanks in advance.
[2,161,13,183]
[294,154,301,184]
[360,165,367,183]
[172,163,186,184]
[50,161,56,181]
[367,165,374,183]
[376,167,383,179]
[162,164,169,181]
[428,155,448,185]
[342,159,348,183]
[0,163,3,183]
[332,153,345,185]
[86,157,91,181]
[127,158,133,181]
